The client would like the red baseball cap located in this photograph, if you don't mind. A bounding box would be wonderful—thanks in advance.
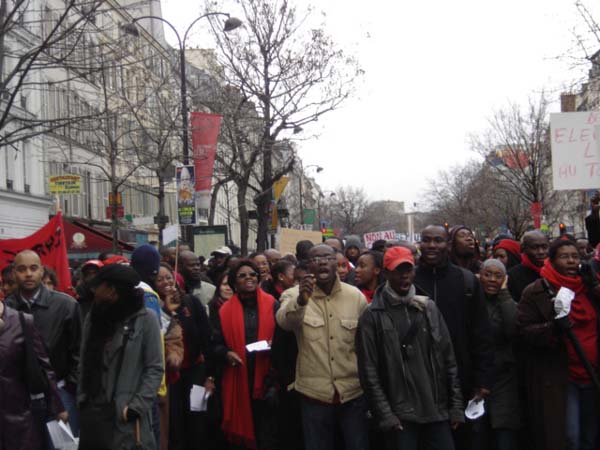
[103,255,129,265]
[384,246,414,271]
[81,259,104,271]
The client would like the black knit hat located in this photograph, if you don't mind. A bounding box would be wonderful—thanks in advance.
[448,225,473,243]
[89,264,141,291]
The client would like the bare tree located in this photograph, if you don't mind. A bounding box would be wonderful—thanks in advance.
[206,0,362,250]
[329,186,369,236]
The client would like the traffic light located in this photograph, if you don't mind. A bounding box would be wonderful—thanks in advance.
[559,223,566,236]
[443,222,449,231]
[321,226,327,234]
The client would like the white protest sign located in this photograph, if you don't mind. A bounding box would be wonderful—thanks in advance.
[162,224,179,245]
[550,111,600,190]
[363,230,396,249]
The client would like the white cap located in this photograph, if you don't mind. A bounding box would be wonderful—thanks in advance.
[211,246,232,256]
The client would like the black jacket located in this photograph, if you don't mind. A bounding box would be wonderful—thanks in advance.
[507,264,540,303]
[586,210,600,248]
[356,285,464,430]
[7,285,81,385]
[414,261,494,397]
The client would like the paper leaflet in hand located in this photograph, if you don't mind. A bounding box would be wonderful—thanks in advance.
[246,340,271,353]
[190,384,211,412]
[554,286,576,319]
[47,420,78,449]
[465,398,485,420]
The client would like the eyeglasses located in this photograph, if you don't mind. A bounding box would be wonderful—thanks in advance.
[237,272,259,279]
[310,256,336,264]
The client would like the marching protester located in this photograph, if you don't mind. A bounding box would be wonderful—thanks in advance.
[354,250,383,304]
[212,260,279,450]
[413,225,494,450]
[1,264,16,299]
[344,236,362,266]
[208,271,234,330]
[155,262,216,450]
[42,266,58,290]
[264,248,282,269]
[250,252,272,283]
[335,251,350,282]
[295,240,315,263]
[262,259,296,301]
[576,238,592,262]
[6,250,82,439]
[78,264,163,450]
[449,225,481,273]
[76,259,104,319]
[507,230,549,302]
[517,239,600,450]
[493,239,522,270]
[478,259,521,450]
[356,246,464,450]
[0,296,67,450]
[277,244,369,450]
[207,246,233,285]
[179,250,216,308]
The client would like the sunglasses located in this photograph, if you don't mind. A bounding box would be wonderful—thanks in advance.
[237,272,259,279]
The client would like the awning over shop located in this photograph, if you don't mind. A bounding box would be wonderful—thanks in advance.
[63,219,134,260]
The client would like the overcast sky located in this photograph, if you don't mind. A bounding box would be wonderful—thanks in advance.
[161,0,599,210]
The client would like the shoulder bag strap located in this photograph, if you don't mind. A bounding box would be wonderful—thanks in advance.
[111,317,135,400]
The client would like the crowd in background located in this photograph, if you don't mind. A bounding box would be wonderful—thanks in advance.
[1,221,600,450]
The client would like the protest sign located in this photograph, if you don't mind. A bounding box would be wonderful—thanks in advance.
[363,230,396,249]
[177,166,196,225]
[279,228,322,255]
[550,111,600,190]
[49,175,81,194]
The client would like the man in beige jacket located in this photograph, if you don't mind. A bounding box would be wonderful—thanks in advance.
[277,244,369,450]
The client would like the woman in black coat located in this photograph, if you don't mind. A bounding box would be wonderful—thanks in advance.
[477,259,520,450]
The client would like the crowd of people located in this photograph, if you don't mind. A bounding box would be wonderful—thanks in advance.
[1,223,600,450]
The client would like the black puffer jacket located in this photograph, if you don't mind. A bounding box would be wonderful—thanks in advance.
[356,284,464,430]
[414,261,494,398]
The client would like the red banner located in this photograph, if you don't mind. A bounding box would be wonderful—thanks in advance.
[530,202,543,229]
[191,112,222,192]
[0,212,72,294]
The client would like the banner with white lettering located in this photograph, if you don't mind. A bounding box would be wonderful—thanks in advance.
[363,230,396,249]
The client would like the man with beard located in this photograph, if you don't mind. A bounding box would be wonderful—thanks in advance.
[413,225,493,450]
[7,250,82,438]
[449,225,481,273]
[179,250,216,308]
[277,245,369,450]
[507,230,549,303]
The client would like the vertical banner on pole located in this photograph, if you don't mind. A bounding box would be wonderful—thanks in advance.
[191,112,222,223]
[530,202,542,229]
[177,165,196,225]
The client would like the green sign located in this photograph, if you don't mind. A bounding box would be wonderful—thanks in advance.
[303,208,316,225]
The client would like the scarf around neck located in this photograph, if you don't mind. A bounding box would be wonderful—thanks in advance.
[521,252,544,275]
[219,288,276,449]
[540,259,585,295]
[384,283,416,306]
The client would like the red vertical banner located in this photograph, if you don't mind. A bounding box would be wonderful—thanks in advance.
[191,112,222,222]
[530,202,542,229]
[0,212,73,294]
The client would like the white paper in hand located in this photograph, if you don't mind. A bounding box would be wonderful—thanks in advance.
[47,420,78,449]
[190,385,211,412]
[465,398,485,420]
[246,340,271,353]
[554,287,576,319]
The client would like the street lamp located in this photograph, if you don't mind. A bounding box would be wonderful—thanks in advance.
[125,13,242,165]
[298,162,323,227]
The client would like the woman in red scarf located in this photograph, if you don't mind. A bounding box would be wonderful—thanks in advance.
[517,239,600,450]
[213,260,278,450]
[493,239,522,270]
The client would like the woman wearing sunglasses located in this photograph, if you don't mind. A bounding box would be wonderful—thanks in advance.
[212,259,278,450]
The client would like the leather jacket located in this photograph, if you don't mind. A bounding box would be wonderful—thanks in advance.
[356,284,464,430]
[7,284,81,385]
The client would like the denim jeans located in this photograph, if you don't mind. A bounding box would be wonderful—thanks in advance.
[57,386,79,437]
[566,382,598,450]
[384,420,455,450]
[301,394,369,450]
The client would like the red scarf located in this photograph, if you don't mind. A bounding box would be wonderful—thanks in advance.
[541,260,598,383]
[219,288,275,449]
[360,288,375,304]
[495,239,522,262]
[521,253,544,275]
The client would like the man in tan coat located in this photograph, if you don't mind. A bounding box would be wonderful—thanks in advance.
[277,244,369,450]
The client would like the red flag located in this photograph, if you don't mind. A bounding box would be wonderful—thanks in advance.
[191,112,222,222]
[0,212,72,294]
[530,202,542,229]
[191,112,222,192]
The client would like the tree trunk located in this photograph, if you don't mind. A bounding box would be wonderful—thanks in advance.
[237,184,250,256]
[157,175,166,245]
[111,185,118,253]
[256,193,270,251]
[208,183,222,226]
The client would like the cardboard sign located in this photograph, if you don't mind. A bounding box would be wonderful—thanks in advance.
[550,111,600,190]
[363,230,396,249]
[279,228,322,255]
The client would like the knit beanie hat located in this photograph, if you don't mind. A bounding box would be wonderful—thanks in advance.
[89,264,141,291]
[448,225,473,243]
[345,236,362,250]
[131,244,160,279]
